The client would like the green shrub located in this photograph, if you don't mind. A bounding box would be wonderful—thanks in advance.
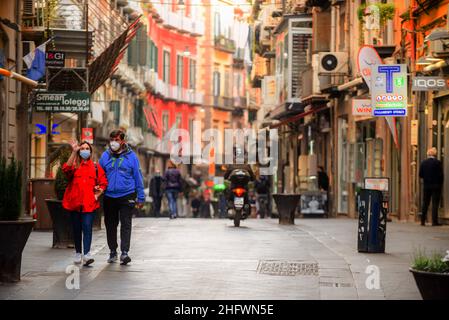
[412,248,449,273]
[0,156,23,220]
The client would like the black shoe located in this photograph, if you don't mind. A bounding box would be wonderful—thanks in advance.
[421,221,425,226]
[120,252,131,265]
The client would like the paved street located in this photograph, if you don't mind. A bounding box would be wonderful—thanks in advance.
[1,217,448,300]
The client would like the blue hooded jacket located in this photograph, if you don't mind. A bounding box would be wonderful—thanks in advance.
[99,145,145,202]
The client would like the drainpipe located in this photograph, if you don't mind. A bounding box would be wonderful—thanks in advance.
[330,2,336,52]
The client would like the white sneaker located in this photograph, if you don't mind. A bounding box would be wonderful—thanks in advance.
[83,252,94,266]
[74,253,82,264]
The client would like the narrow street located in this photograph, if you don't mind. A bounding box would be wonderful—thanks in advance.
[1,218,448,300]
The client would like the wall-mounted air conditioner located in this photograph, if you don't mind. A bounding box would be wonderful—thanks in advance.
[318,52,348,74]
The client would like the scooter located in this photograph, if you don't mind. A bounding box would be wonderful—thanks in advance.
[226,168,252,227]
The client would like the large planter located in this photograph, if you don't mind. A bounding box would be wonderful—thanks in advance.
[45,199,74,248]
[0,219,35,282]
[272,194,301,225]
[410,268,449,300]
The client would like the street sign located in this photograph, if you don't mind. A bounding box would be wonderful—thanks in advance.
[412,76,449,91]
[34,91,90,112]
[371,64,408,117]
[352,99,372,116]
[45,51,65,67]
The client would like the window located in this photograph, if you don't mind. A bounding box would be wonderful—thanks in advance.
[177,54,183,87]
[149,41,158,72]
[175,114,182,129]
[110,100,120,126]
[163,50,170,83]
[189,59,196,90]
[214,12,221,37]
[162,112,169,136]
[213,71,220,97]
[234,73,242,97]
[224,71,230,97]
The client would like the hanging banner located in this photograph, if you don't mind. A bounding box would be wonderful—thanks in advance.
[82,128,94,144]
[371,64,408,116]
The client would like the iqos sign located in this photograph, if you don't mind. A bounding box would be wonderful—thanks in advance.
[412,77,449,91]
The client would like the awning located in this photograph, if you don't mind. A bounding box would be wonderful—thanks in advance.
[88,16,142,94]
[270,105,328,128]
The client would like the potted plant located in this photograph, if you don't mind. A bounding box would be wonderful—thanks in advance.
[0,156,35,282]
[45,147,74,248]
[410,249,449,300]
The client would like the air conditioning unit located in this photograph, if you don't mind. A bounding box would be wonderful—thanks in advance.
[429,39,449,58]
[318,52,348,74]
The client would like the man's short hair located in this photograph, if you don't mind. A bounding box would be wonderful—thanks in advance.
[427,147,437,157]
[110,129,125,140]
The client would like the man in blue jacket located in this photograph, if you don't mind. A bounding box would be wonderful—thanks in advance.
[99,130,145,265]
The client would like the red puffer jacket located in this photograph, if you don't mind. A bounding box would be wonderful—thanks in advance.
[62,160,108,213]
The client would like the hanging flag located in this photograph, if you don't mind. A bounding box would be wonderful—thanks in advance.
[357,45,399,148]
[23,40,50,81]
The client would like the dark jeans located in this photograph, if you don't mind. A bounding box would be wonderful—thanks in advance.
[70,211,96,255]
[166,190,178,217]
[152,196,162,217]
[103,193,135,253]
[422,185,442,225]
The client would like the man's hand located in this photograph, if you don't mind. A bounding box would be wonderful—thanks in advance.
[136,202,144,209]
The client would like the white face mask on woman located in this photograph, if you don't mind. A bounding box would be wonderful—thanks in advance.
[110,141,121,152]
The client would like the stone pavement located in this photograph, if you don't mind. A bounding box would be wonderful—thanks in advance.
[1,217,448,300]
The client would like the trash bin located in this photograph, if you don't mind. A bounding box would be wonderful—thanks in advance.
[357,189,387,253]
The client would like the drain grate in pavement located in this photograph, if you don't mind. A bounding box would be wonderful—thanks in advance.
[257,261,319,276]
[319,281,353,288]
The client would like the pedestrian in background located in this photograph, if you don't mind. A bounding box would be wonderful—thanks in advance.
[63,140,108,266]
[419,147,444,226]
[164,160,182,219]
[99,130,145,265]
[149,169,164,217]
[191,190,201,218]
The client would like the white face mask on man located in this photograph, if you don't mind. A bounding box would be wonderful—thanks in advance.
[110,141,121,151]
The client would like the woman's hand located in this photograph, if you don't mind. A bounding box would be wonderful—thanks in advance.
[94,185,103,200]
[70,139,80,152]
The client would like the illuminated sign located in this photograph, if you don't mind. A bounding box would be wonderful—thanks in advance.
[412,76,449,91]
[371,64,407,117]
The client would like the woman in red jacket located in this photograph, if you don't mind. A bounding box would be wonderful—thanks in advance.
[63,140,108,266]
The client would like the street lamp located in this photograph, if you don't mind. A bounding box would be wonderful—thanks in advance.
[178,0,186,11]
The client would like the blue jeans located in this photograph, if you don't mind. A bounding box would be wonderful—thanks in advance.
[166,190,178,217]
[70,211,96,255]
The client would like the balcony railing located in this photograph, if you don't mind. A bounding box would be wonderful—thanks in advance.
[214,36,236,53]
[233,96,247,108]
[151,3,205,36]
[116,62,146,92]
[213,96,233,109]
[144,68,203,105]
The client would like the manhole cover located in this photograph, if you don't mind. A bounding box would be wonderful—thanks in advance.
[257,261,319,276]
[319,281,353,288]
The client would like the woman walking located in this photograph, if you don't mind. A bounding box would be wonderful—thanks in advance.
[62,140,108,266]
[164,161,182,219]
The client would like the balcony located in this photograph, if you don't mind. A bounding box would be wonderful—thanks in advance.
[21,0,127,60]
[152,3,205,37]
[213,96,233,110]
[233,96,247,108]
[214,36,236,54]
[116,62,146,93]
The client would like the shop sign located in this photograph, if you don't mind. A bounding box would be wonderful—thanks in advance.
[45,51,65,67]
[412,76,449,91]
[365,177,389,192]
[352,99,372,116]
[371,64,408,117]
[34,91,90,112]
[357,45,382,91]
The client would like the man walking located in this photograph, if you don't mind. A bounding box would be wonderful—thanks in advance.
[149,169,164,217]
[99,130,145,264]
[419,147,444,226]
